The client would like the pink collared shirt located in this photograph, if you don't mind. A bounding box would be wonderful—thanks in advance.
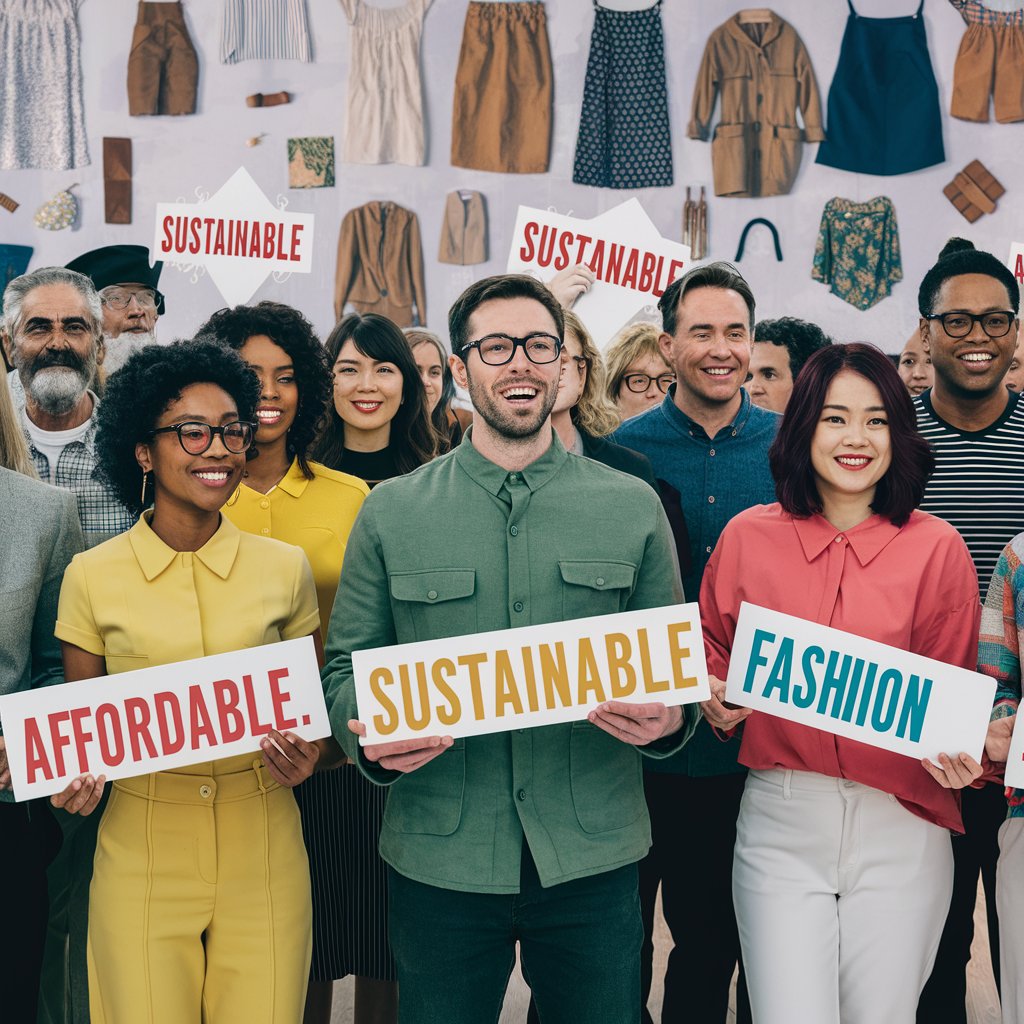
[700,503,981,832]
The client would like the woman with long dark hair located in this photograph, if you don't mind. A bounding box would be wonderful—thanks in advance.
[314,313,435,483]
[700,343,983,1023]
[404,327,462,452]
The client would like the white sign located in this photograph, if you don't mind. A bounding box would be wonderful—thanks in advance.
[725,603,996,763]
[506,199,690,347]
[353,604,709,744]
[1003,713,1024,788]
[153,167,315,306]
[0,638,329,801]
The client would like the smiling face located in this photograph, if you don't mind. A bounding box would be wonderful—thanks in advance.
[897,330,933,397]
[413,340,444,415]
[331,337,403,446]
[810,370,892,518]
[451,296,561,443]
[922,273,1019,398]
[135,382,247,516]
[239,333,298,448]
[660,286,752,416]
[745,341,794,413]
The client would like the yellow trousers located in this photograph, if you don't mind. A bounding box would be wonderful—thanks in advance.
[87,760,312,1023]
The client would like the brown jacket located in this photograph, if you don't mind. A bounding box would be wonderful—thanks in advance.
[334,201,426,327]
[688,13,824,198]
[438,190,487,266]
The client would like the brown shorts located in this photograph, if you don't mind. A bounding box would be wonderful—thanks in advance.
[952,23,1024,124]
[127,1,198,116]
[450,1,553,174]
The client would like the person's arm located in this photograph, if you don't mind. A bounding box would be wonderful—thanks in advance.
[981,547,1021,765]
[588,495,699,752]
[321,501,452,783]
[546,264,595,310]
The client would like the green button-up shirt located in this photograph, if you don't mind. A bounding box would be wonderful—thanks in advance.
[322,430,698,893]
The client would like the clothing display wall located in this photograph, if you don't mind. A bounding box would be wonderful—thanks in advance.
[5,0,1024,351]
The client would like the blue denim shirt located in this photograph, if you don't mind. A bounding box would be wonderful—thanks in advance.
[614,386,780,776]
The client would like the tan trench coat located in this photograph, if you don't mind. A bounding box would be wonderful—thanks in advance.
[688,13,825,198]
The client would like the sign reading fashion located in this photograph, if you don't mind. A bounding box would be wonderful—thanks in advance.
[0,638,329,801]
[353,604,710,744]
[152,166,315,306]
[506,199,690,347]
[724,604,995,762]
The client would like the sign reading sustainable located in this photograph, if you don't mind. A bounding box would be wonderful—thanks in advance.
[724,604,995,763]
[0,638,330,802]
[353,604,710,744]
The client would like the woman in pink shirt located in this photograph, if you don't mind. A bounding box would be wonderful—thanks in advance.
[700,343,983,1024]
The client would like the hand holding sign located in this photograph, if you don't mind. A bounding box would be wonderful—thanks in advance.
[547,263,596,309]
[701,674,752,731]
[920,752,983,790]
[347,720,453,773]
[259,729,321,787]
[51,773,106,816]
[987,714,1016,764]
[588,700,684,745]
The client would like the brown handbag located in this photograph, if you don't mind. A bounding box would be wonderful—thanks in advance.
[943,160,1005,223]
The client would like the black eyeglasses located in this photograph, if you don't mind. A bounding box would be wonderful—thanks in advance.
[461,333,563,366]
[100,287,160,311]
[149,421,256,455]
[924,311,1017,339]
[623,372,675,394]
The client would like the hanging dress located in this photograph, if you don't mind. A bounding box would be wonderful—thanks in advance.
[815,0,944,175]
[341,0,431,165]
[572,0,672,189]
[0,0,89,170]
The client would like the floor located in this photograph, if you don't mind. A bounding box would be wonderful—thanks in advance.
[330,883,1003,1023]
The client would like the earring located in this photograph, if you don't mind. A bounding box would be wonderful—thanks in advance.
[140,471,148,506]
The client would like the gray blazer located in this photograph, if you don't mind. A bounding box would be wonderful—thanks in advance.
[0,467,84,800]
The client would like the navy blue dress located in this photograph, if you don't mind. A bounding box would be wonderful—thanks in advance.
[815,0,945,175]
[573,0,672,189]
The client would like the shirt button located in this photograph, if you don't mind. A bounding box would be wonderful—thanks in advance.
[595,577,605,587]
[516,788,527,801]
[835,536,845,544]
[709,449,715,456]
[510,525,519,536]
[731,430,738,437]
[427,590,438,600]
[260,499,269,509]
[260,527,270,535]
[513,601,524,612]
[380,288,389,297]
[706,546,712,554]
[199,785,212,799]
[509,473,519,482]
[708,495,716,504]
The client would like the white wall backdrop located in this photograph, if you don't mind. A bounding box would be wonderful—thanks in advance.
[0,0,1016,352]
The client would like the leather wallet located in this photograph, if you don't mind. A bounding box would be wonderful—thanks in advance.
[246,91,291,108]
[943,160,1005,223]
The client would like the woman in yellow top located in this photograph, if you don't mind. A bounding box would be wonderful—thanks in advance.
[52,340,339,1024]
[197,302,373,1024]
[198,302,369,637]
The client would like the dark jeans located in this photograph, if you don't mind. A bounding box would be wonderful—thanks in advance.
[387,846,642,1024]
[917,782,1005,1024]
[639,770,751,1024]
[0,800,62,1023]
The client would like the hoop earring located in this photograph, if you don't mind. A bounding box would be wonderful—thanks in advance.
[140,471,148,507]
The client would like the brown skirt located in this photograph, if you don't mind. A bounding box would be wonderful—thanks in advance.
[450,1,553,174]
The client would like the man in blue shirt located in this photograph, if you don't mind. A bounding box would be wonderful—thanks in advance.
[614,262,778,1024]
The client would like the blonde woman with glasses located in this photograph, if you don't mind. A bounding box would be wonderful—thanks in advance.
[603,322,674,422]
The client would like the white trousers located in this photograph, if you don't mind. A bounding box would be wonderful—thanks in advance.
[997,816,1024,1024]
[733,769,953,1024]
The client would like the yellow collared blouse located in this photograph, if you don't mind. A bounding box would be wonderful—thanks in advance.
[223,458,369,637]
[55,510,320,777]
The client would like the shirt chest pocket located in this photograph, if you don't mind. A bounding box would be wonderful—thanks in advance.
[559,560,637,621]
[389,569,478,640]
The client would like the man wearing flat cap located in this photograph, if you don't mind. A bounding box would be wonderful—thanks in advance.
[65,244,165,374]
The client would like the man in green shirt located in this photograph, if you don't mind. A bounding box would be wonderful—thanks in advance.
[322,274,698,1024]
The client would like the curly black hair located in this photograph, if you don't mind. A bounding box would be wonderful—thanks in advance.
[753,317,833,380]
[195,301,332,479]
[97,339,261,515]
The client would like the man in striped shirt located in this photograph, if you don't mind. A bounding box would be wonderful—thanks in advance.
[914,238,1024,1024]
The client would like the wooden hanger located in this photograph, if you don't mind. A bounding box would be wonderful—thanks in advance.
[737,8,772,23]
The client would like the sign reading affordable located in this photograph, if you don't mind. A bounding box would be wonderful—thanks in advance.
[353,604,709,744]
[0,638,329,802]
[724,603,996,763]
[506,199,690,347]
[153,166,315,306]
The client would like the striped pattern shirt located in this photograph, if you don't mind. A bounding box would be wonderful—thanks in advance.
[220,0,313,64]
[978,533,1024,817]
[915,390,1024,598]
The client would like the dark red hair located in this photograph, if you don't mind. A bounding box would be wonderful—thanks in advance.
[768,343,933,527]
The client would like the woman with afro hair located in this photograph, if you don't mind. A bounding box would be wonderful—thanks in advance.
[51,339,342,1023]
